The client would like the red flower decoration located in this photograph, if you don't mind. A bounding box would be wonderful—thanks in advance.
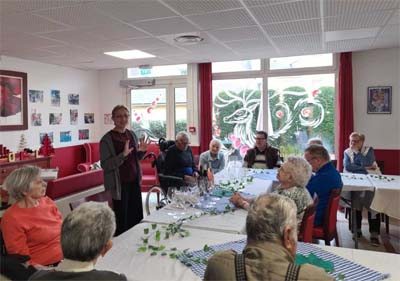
[312,89,320,97]
[301,108,311,118]
[147,107,153,114]
[240,145,249,156]
[275,110,284,119]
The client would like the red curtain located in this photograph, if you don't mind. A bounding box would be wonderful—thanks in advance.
[198,63,213,153]
[336,52,354,171]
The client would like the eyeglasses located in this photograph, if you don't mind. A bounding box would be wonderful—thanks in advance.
[255,137,266,140]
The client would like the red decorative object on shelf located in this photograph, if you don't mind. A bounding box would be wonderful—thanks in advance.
[39,134,55,156]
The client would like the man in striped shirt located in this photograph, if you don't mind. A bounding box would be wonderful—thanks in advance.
[243,131,280,169]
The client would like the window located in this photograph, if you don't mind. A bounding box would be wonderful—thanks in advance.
[131,89,167,139]
[175,87,187,136]
[212,60,260,73]
[127,64,187,78]
[268,74,335,156]
[212,78,262,156]
[270,54,333,70]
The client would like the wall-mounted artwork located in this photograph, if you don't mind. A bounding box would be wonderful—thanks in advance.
[49,113,62,125]
[40,132,54,144]
[60,131,72,142]
[31,112,42,126]
[70,109,78,125]
[79,129,89,140]
[68,93,79,105]
[29,90,44,103]
[104,113,113,125]
[0,70,28,131]
[367,86,392,114]
[84,113,94,124]
[51,90,60,106]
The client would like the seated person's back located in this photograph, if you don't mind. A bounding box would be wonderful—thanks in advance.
[29,202,126,281]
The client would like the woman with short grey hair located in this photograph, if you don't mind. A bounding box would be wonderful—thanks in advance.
[30,202,126,280]
[231,156,313,224]
[1,166,63,267]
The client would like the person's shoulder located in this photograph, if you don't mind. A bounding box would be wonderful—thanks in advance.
[208,249,236,263]
[298,263,334,280]
[199,150,209,158]
[90,270,127,280]
[268,146,279,152]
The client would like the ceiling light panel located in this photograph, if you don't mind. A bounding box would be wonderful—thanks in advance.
[326,38,374,52]
[250,0,320,24]
[325,10,393,31]
[187,9,255,30]
[208,26,264,42]
[162,0,242,16]
[34,3,117,28]
[133,17,199,36]
[325,28,380,42]
[104,50,155,59]
[263,18,321,37]
[324,0,400,17]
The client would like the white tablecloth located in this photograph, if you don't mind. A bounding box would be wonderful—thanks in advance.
[341,173,375,192]
[368,174,400,219]
[96,222,400,281]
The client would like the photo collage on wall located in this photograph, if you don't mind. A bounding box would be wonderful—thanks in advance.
[28,88,92,144]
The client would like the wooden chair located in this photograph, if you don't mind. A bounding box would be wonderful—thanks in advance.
[313,189,342,246]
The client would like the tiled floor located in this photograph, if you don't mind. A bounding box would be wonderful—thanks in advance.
[141,192,400,254]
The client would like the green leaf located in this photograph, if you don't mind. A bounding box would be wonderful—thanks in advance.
[151,223,157,230]
[155,230,161,241]
[144,228,149,234]
[169,253,176,259]
[137,246,147,252]
[142,238,148,244]
[150,251,157,256]
[159,245,166,251]
[337,273,345,280]
[164,232,170,239]
[170,247,177,251]
[161,252,167,256]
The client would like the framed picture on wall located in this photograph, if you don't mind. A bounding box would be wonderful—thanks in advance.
[0,70,28,131]
[367,86,392,114]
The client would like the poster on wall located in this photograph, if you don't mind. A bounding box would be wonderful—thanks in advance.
[51,90,60,106]
[79,129,89,140]
[68,93,79,105]
[49,113,62,125]
[29,90,44,103]
[367,86,392,114]
[31,112,42,126]
[70,109,78,125]
[40,132,54,144]
[60,131,72,142]
[0,70,28,131]
[84,113,94,124]
[104,113,113,125]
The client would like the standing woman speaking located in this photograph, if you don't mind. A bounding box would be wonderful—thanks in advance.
[100,105,149,235]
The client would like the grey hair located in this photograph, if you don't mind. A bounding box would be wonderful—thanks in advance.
[349,132,365,142]
[284,156,312,188]
[246,193,297,243]
[176,131,189,141]
[307,137,323,146]
[305,144,330,161]
[61,202,116,262]
[3,165,41,201]
[209,139,221,147]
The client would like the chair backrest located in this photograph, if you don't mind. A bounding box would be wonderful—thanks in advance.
[323,188,342,235]
[69,190,113,211]
[157,174,185,194]
[299,195,318,243]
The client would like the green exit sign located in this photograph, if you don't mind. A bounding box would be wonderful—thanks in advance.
[140,69,151,76]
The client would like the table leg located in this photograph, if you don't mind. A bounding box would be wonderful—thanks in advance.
[351,191,358,249]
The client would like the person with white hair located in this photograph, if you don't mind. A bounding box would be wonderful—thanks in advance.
[29,202,126,280]
[231,156,313,224]
[199,139,225,174]
[164,131,199,183]
[205,194,332,280]
[307,137,323,146]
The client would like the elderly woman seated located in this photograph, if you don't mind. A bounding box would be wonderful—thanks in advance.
[205,194,332,280]
[1,166,63,267]
[30,202,126,280]
[231,156,313,224]
[199,139,225,174]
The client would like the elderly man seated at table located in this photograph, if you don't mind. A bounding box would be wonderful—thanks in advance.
[305,145,342,227]
[205,194,332,281]
[164,131,199,184]
[199,139,225,174]
[243,131,280,169]
[29,202,126,280]
[231,156,313,225]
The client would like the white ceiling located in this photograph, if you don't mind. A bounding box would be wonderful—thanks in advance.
[1,0,399,70]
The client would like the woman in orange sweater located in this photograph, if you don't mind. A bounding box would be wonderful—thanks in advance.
[1,165,63,266]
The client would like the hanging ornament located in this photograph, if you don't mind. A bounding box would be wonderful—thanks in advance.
[275,110,284,119]
[301,107,312,118]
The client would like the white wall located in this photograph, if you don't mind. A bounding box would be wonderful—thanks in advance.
[0,56,100,151]
[352,47,400,150]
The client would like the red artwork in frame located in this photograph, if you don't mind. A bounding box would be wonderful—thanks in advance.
[0,70,28,131]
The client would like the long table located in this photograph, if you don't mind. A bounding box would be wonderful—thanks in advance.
[96,222,400,281]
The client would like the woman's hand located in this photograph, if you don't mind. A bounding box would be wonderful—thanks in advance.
[123,140,134,157]
[230,193,244,206]
[138,137,150,152]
